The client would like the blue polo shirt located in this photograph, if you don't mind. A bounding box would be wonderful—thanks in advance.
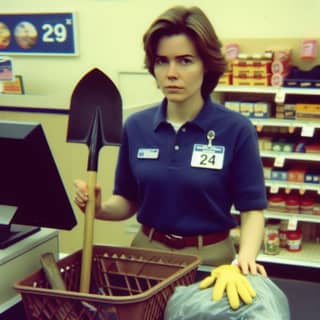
[114,97,267,235]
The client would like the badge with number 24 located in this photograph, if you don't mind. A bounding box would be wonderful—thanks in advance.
[191,144,225,169]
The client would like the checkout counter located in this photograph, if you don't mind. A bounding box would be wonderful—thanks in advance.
[0,228,59,317]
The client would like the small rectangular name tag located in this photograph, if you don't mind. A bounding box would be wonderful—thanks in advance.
[137,148,159,159]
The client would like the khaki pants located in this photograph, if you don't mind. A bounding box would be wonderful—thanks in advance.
[131,228,236,266]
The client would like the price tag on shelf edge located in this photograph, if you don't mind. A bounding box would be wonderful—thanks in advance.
[275,88,286,104]
[270,185,279,194]
[274,156,285,168]
[301,126,315,137]
[287,217,298,231]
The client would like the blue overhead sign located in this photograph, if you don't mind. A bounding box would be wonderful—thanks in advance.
[0,13,77,55]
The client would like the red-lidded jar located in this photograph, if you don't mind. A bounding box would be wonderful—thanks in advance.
[300,197,315,215]
[286,230,302,252]
[313,203,320,216]
[279,229,288,248]
[268,194,286,212]
[285,195,300,213]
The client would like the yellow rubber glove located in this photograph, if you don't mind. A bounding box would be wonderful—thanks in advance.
[199,264,256,310]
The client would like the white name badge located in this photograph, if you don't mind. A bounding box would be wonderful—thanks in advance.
[191,144,225,169]
[137,148,159,159]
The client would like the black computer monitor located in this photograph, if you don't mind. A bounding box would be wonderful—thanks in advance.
[0,120,77,248]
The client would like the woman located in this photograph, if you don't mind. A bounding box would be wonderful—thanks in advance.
[74,6,267,276]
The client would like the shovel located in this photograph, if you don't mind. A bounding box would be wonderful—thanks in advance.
[67,68,122,293]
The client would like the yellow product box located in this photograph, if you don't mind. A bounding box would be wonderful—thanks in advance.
[284,103,296,110]
[275,112,285,119]
[283,110,296,119]
[295,103,320,114]
[263,138,273,151]
[225,101,240,112]
[232,59,272,77]
[250,74,271,86]
[253,102,272,118]
[259,137,272,151]
[276,104,285,112]
[240,102,254,117]
[232,74,271,86]
[263,166,272,180]
[232,75,251,86]
[218,72,233,85]
[288,169,306,183]
[296,103,320,120]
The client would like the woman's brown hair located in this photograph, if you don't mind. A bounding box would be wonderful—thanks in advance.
[143,6,226,97]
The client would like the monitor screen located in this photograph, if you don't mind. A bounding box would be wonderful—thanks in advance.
[0,120,77,245]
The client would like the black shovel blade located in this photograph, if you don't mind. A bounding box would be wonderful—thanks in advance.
[67,68,122,147]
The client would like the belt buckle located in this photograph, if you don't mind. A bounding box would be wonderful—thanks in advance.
[164,233,185,249]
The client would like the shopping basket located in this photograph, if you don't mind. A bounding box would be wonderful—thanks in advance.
[14,245,201,320]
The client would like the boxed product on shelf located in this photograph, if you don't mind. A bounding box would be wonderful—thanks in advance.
[260,138,273,151]
[287,168,306,183]
[300,39,317,60]
[296,103,320,120]
[270,169,288,181]
[304,172,320,184]
[271,139,294,152]
[253,102,272,118]
[232,74,271,86]
[263,166,272,179]
[225,100,240,112]
[283,65,320,88]
[305,143,320,153]
[239,102,254,117]
[218,72,232,85]
[232,58,272,77]
[276,104,296,119]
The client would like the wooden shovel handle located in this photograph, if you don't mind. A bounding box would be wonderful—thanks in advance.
[40,252,66,290]
[80,170,97,293]
[40,252,77,320]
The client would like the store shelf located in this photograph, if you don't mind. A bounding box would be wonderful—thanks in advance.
[260,150,320,162]
[251,117,320,128]
[216,85,320,96]
[231,208,320,224]
[198,242,320,271]
[257,242,320,268]
[217,84,320,270]
[265,180,320,193]
[265,211,320,223]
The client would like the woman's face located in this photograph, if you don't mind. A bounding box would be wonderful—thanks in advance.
[153,33,205,106]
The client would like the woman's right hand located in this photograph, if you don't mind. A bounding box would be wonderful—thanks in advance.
[73,179,102,214]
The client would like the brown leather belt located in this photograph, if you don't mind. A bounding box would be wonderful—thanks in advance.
[142,225,229,249]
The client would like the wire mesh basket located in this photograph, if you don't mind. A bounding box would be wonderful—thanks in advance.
[15,245,201,320]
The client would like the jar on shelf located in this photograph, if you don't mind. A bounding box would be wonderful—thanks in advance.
[285,194,300,213]
[312,203,320,216]
[279,220,289,248]
[264,223,280,255]
[268,193,286,212]
[286,230,303,252]
[300,197,316,214]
